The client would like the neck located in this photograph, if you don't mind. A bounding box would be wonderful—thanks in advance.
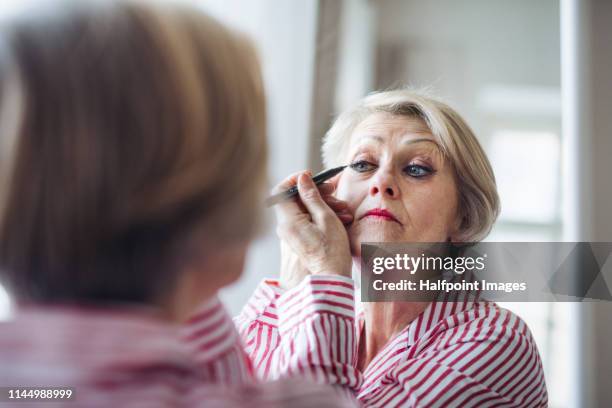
[163,269,218,323]
[358,300,429,371]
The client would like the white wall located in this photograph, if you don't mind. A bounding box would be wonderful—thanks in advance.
[198,0,320,314]
[335,0,376,112]
[375,0,560,137]
[563,0,612,405]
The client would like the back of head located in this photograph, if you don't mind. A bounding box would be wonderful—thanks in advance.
[0,0,267,305]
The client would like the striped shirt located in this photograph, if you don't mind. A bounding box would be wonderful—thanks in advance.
[235,275,548,407]
[0,290,359,408]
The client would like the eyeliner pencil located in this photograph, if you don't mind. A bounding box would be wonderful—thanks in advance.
[265,165,347,207]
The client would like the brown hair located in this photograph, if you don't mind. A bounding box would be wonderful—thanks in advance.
[0,1,267,304]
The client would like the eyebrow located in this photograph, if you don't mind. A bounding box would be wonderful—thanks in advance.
[359,135,440,147]
[405,138,439,147]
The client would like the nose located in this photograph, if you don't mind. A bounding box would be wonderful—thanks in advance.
[369,168,399,199]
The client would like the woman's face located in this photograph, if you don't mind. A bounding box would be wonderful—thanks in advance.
[334,112,459,256]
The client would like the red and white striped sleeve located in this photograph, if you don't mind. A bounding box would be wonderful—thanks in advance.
[186,378,359,408]
[235,275,363,394]
[178,296,360,407]
[234,279,283,378]
[273,275,361,386]
[182,297,254,385]
[358,303,548,408]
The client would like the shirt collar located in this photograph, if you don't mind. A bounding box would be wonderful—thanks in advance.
[357,298,477,350]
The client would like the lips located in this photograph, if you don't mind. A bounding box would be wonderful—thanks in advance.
[360,208,401,224]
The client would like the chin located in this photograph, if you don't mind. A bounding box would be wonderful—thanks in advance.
[349,222,406,255]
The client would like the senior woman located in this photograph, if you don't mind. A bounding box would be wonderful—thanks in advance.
[0,1,359,407]
[236,90,548,407]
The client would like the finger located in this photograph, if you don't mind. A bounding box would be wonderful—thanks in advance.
[338,213,354,225]
[325,201,348,214]
[272,171,309,221]
[317,182,335,196]
[327,173,342,191]
[273,174,334,196]
[278,218,322,257]
[271,172,334,205]
[335,207,353,217]
[325,174,354,223]
[323,195,348,210]
[297,173,335,226]
[271,171,303,195]
[295,181,334,213]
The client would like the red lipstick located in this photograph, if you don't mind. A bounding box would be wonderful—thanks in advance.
[361,208,401,224]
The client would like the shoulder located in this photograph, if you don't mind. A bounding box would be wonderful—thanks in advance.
[402,302,547,406]
[409,301,543,368]
[430,301,533,340]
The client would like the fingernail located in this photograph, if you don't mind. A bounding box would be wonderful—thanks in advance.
[299,173,313,189]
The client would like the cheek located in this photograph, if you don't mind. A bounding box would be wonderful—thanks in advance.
[335,176,365,213]
[404,182,458,235]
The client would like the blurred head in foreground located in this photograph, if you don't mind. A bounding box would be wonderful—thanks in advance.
[0,0,267,319]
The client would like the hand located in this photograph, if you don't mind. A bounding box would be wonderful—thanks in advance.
[274,171,353,290]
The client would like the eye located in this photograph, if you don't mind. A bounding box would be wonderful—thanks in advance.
[349,160,377,173]
[404,164,433,178]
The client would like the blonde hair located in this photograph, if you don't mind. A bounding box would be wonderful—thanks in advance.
[322,89,499,242]
[0,0,267,303]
